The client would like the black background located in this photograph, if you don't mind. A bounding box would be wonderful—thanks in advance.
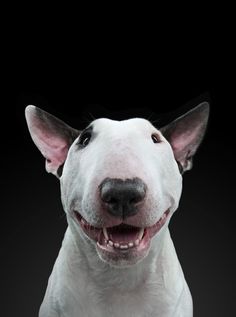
[1,60,235,317]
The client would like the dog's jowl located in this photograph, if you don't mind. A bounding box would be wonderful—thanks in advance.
[25,102,209,317]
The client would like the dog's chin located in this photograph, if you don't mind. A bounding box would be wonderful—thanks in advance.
[73,209,170,267]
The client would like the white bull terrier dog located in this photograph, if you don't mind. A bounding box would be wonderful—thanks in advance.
[25,102,209,317]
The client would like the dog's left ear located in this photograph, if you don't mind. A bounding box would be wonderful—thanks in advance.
[25,105,79,177]
[160,102,210,173]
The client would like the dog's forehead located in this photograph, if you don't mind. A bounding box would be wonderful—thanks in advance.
[90,118,156,134]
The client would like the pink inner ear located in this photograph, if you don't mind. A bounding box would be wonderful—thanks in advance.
[168,124,204,172]
[31,130,69,174]
[44,139,69,173]
[171,129,200,154]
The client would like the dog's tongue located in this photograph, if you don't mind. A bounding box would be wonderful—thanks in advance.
[107,224,141,243]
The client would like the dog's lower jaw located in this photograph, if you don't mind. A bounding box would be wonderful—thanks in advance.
[95,224,168,268]
[67,217,171,281]
[67,217,148,268]
[40,226,192,317]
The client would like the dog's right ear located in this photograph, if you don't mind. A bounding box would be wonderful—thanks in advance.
[160,102,210,173]
[25,105,80,178]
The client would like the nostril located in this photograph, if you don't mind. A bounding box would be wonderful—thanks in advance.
[100,187,116,204]
[130,196,142,205]
[108,198,117,204]
[103,196,118,205]
[129,187,146,206]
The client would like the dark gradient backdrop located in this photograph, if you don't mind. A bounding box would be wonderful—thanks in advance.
[1,84,235,316]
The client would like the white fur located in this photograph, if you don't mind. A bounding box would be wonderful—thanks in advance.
[37,118,192,317]
[26,105,207,317]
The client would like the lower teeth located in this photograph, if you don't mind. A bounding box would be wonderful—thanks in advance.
[107,238,140,249]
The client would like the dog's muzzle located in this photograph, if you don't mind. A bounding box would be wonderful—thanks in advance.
[73,177,170,265]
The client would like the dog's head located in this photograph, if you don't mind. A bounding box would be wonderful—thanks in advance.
[25,103,209,267]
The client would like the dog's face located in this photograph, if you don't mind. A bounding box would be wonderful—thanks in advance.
[25,103,209,267]
[61,118,182,266]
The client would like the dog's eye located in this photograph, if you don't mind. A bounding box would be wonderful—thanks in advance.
[78,132,91,148]
[151,134,161,143]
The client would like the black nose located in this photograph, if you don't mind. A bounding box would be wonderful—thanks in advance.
[99,177,146,218]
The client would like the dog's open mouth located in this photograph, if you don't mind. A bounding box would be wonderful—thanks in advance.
[74,210,170,255]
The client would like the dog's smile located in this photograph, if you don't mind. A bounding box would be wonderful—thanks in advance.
[74,209,170,259]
